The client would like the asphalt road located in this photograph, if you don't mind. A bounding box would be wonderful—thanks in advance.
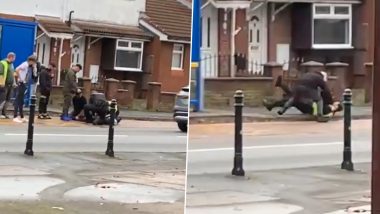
[186,120,372,213]
[187,119,372,174]
[0,120,187,153]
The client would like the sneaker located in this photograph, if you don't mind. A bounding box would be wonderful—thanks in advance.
[45,114,52,119]
[13,117,23,123]
[0,114,10,119]
[38,114,44,119]
[22,118,28,123]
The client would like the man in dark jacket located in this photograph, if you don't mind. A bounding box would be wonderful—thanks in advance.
[38,63,55,119]
[84,92,121,125]
[61,64,82,121]
[263,71,342,117]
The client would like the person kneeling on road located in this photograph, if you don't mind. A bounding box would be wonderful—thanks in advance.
[84,92,121,125]
[71,89,87,121]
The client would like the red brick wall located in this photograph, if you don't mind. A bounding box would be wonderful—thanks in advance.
[144,37,161,82]
[49,38,72,85]
[268,5,292,62]
[218,9,231,77]
[157,42,190,92]
[235,9,248,56]
[83,37,102,78]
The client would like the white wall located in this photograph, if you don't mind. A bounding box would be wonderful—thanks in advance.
[0,0,145,26]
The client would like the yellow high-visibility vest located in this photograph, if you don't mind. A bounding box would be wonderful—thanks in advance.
[0,60,9,86]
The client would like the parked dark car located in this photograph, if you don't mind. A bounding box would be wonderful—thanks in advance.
[174,86,189,132]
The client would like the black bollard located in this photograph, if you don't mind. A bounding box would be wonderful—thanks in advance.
[24,95,36,156]
[105,99,117,157]
[232,90,245,176]
[341,89,354,171]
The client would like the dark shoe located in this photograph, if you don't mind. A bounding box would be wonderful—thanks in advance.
[275,76,283,87]
[277,110,284,115]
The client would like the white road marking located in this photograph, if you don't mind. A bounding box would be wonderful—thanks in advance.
[3,133,129,137]
[189,142,343,153]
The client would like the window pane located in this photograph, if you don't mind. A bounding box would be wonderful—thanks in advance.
[131,42,142,48]
[315,6,331,14]
[118,41,129,47]
[172,53,182,68]
[314,19,349,44]
[115,50,141,69]
[334,6,349,15]
[174,45,183,51]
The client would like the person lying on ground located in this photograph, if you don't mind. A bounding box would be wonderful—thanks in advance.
[263,71,342,117]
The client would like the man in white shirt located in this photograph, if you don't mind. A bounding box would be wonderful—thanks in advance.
[13,55,37,123]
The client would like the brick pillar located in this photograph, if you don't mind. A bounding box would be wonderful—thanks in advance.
[105,78,120,100]
[147,82,161,111]
[326,62,349,99]
[365,62,374,103]
[117,89,129,107]
[121,80,136,100]
[300,61,324,74]
[264,62,283,98]
[82,77,92,100]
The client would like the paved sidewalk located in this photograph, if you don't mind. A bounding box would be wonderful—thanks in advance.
[6,108,174,122]
[186,163,371,214]
[0,152,185,214]
[190,106,372,124]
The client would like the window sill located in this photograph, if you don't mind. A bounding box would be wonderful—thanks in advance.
[114,67,143,72]
[171,68,184,72]
[312,44,354,50]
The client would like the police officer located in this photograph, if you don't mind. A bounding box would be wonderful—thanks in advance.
[84,92,121,125]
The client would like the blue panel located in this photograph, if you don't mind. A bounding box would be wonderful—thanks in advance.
[191,0,201,63]
[0,18,36,107]
[0,20,36,67]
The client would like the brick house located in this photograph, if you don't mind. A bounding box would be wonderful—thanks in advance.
[200,0,374,89]
[0,0,191,94]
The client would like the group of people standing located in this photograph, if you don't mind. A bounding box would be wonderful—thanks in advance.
[0,52,44,123]
[0,52,120,125]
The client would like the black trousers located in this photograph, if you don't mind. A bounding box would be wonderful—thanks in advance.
[14,83,27,118]
[38,90,50,114]
[0,84,13,115]
[84,104,106,123]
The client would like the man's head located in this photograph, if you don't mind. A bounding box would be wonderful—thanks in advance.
[6,52,16,63]
[27,55,37,66]
[72,64,82,73]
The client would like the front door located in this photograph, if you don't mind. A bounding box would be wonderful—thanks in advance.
[248,4,267,74]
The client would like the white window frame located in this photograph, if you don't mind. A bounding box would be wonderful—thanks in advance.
[171,44,184,70]
[312,4,353,49]
[114,39,144,72]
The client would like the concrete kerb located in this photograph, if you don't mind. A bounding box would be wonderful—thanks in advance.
[190,114,373,124]
[5,109,174,122]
